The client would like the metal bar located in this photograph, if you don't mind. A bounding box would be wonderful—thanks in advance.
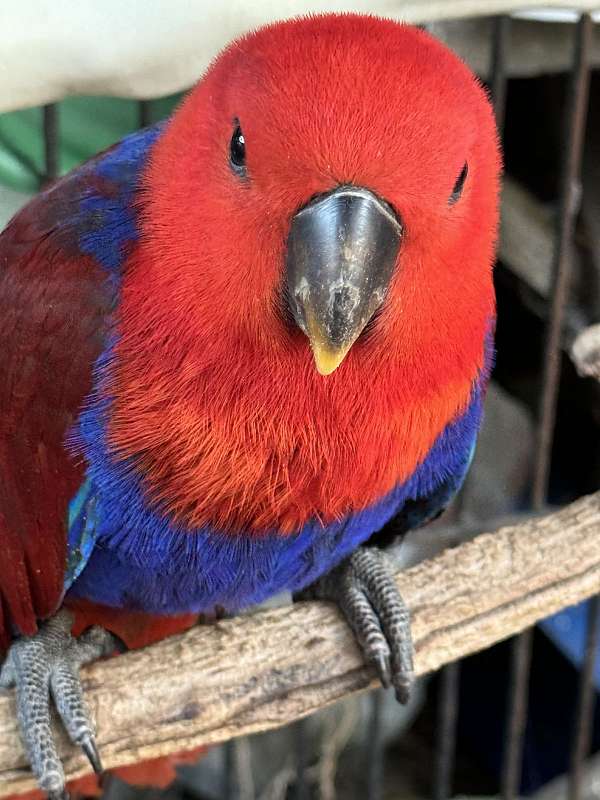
[294,718,310,800]
[42,103,59,185]
[223,739,236,800]
[501,15,593,800]
[433,662,461,800]
[431,495,464,800]
[138,99,152,128]
[366,691,385,800]
[490,16,511,131]
[502,628,534,800]
[568,595,600,800]
[532,13,592,508]
[431,20,512,796]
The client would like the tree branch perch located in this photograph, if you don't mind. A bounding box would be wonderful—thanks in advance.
[1,492,600,796]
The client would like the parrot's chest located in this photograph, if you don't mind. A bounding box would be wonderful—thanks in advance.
[66,376,484,617]
[67,482,406,615]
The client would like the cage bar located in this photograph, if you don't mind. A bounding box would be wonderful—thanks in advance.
[138,99,152,128]
[490,15,511,129]
[433,662,461,800]
[568,595,600,800]
[501,14,594,800]
[42,103,58,184]
[502,629,534,800]
[223,739,236,800]
[366,691,385,800]
[294,717,310,800]
[532,13,592,509]
[431,502,465,800]
[432,18,512,799]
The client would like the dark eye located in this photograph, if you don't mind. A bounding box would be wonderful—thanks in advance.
[230,122,246,175]
[449,162,468,204]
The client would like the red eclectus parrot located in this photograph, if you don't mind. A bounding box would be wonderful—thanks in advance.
[0,14,500,798]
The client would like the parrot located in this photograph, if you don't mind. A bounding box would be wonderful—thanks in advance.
[0,13,500,799]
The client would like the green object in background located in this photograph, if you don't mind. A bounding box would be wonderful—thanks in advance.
[0,93,184,192]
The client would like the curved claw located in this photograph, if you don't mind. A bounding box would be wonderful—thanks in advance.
[373,652,392,689]
[81,736,104,775]
[304,546,414,704]
[1,610,117,799]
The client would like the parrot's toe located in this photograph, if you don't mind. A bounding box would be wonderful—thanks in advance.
[300,547,414,703]
[0,610,118,799]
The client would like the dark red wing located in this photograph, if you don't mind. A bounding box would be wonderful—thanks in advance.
[0,184,114,651]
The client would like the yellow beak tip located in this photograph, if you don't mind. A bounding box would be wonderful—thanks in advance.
[312,346,348,376]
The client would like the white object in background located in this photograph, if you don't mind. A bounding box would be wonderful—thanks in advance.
[1,0,599,112]
[571,324,600,381]
[513,7,600,22]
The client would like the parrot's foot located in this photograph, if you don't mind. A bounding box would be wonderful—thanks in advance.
[0,610,118,800]
[300,547,414,703]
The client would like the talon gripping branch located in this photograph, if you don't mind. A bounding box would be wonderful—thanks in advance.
[0,15,500,797]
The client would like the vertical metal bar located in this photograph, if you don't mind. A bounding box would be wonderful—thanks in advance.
[490,16,511,131]
[431,495,464,800]
[501,15,593,800]
[223,739,236,800]
[138,99,152,128]
[366,691,384,800]
[222,739,255,800]
[568,595,600,800]
[431,19,512,797]
[42,103,59,185]
[433,662,461,800]
[502,628,534,800]
[532,13,592,508]
[294,718,310,800]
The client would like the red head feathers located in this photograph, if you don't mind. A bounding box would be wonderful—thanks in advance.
[107,14,500,534]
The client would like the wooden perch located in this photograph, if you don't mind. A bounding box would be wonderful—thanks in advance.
[1,493,600,796]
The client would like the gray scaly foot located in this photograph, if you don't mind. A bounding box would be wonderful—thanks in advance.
[300,547,414,703]
[0,610,118,799]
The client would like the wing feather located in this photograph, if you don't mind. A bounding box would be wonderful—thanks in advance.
[0,125,161,647]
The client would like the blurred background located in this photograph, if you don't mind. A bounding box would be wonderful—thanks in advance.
[1,3,599,799]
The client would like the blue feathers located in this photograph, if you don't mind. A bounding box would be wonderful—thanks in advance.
[75,123,164,280]
[67,366,488,615]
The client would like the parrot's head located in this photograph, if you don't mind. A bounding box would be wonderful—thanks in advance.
[140,13,499,380]
[113,14,500,532]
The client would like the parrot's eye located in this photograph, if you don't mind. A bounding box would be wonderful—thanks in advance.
[229,122,246,176]
[449,162,468,204]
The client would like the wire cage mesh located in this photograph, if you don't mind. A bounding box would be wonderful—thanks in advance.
[0,6,599,800]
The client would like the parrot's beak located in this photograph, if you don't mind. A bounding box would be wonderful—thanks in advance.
[286,185,402,375]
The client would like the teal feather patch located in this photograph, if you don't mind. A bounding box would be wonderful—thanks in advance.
[64,479,98,592]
